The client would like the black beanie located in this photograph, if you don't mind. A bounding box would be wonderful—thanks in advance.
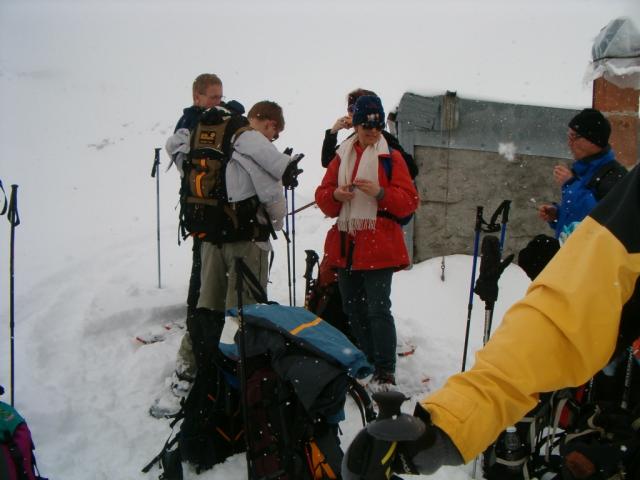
[352,95,385,129]
[568,108,611,148]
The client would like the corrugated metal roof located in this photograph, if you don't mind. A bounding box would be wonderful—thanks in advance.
[396,92,580,159]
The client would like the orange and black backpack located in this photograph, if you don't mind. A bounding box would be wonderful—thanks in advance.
[178,106,271,244]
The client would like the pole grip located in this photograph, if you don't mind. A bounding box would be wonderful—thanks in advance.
[151,147,161,177]
[474,205,484,232]
[8,185,20,227]
[501,200,511,223]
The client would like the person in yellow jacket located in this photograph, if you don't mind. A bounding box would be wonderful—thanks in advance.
[342,164,640,478]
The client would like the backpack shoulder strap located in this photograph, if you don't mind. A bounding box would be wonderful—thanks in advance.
[382,130,419,179]
[587,161,628,201]
[380,154,393,182]
[231,125,254,143]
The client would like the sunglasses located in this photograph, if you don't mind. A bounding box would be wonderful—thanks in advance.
[360,123,383,131]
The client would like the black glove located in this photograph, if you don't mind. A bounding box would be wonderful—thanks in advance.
[342,401,463,479]
[343,391,424,479]
[282,153,304,189]
[393,405,463,475]
[342,428,400,480]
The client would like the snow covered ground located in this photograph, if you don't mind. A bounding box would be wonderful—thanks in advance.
[0,0,636,478]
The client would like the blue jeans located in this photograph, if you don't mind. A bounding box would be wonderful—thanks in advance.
[337,268,396,374]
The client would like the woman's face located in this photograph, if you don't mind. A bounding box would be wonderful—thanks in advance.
[355,124,382,147]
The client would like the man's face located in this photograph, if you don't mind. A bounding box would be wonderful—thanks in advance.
[195,84,223,109]
[567,128,602,160]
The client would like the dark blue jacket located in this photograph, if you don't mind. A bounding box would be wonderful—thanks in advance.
[552,147,617,242]
[174,105,204,133]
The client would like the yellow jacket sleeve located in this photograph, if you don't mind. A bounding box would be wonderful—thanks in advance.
[421,165,640,463]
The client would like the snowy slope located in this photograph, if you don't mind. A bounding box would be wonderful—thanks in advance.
[8,217,530,480]
[0,0,636,479]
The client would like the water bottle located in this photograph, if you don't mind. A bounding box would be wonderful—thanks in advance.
[501,426,528,475]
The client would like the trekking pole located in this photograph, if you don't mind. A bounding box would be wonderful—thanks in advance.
[0,182,6,404]
[8,185,20,406]
[283,188,293,306]
[303,250,319,309]
[287,200,316,216]
[498,200,511,253]
[474,235,513,346]
[470,233,514,480]
[621,345,635,411]
[235,258,255,479]
[461,206,483,372]
[151,148,162,289]
[290,186,297,306]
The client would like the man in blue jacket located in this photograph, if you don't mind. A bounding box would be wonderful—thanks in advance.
[538,108,626,244]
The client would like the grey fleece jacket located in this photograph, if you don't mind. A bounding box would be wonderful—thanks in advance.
[226,129,290,231]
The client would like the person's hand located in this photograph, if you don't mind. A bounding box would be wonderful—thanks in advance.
[538,204,558,222]
[333,185,355,203]
[341,428,400,480]
[352,178,381,198]
[553,164,572,186]
[331,116,352,134]
[282,153,304,188]
[342,402,463,479]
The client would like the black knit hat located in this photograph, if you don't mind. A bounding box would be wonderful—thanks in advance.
[568,108,611,148]
[352,95,385,129]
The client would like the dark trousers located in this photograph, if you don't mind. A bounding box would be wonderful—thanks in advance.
[337,268,396,374]
[186,237,202,314]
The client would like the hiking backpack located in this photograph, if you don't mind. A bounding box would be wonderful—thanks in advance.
[587,160,628,202]
[229,303,374,480]
[482,336,640,480]
[144,263,375,480]
[0,400,47,480]
[178,106,271,244]
[376,152,414,226]
[383,130,419,180]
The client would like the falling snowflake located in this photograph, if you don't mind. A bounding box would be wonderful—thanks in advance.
[498,142,517,162]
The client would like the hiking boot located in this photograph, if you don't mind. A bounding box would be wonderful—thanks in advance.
[149,386,183,418]
[367,371,396,394]
[170,370,195,398]
[149,370,194,419]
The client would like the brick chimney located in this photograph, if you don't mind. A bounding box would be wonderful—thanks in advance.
[591,80,639,169]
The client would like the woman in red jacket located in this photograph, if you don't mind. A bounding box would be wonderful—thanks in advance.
[315,95,419,389]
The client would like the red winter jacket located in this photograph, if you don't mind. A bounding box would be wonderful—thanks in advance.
[315,145,419,271]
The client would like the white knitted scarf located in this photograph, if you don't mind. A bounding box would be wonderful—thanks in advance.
[336,134,388,234]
